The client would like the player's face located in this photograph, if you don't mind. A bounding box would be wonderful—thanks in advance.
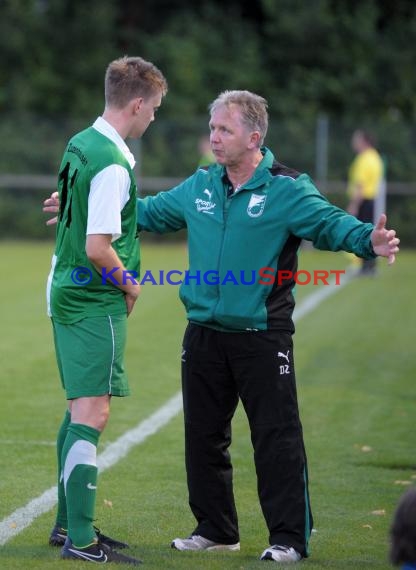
[209,104,253,168]
[131,92,162,138]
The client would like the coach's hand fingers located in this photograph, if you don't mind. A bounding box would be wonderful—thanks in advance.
[45,215,58,226]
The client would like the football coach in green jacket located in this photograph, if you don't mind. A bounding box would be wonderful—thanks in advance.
[138,90,399,564]
[44,89,399,564]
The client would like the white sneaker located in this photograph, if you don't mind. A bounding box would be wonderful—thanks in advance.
[260,544,302,563]
[171,534,240,551]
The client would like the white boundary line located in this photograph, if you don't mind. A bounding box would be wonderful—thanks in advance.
[0,393,183,546]
[0,270,354,546]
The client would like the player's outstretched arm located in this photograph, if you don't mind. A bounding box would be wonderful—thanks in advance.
[371,214,400,265]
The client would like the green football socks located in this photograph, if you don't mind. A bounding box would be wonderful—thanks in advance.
[55,409,71,529]
[61,422,100,548]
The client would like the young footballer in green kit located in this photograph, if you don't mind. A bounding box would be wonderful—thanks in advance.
[46,56,167,565]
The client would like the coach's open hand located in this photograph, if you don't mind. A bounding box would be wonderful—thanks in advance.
[370,214,400,264]
[43,191,59,225]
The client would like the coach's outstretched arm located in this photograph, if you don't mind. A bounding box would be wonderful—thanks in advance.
[370,214,400,264]
[43,194,400,266]
[44,188,188,234]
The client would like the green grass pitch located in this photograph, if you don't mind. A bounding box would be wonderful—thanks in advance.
[0,240,414,569]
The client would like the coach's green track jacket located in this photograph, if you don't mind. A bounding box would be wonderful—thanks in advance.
[138,147,375,333]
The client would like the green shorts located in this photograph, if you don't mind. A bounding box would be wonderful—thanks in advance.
[52,315,130,399]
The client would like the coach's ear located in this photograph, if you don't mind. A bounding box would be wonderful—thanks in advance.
[248,130,261,150]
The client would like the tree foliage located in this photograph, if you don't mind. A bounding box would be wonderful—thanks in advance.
[0,0,415,180]
[0,0,415,120]
[0,0,415,241]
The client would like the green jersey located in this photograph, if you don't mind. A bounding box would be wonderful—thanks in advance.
[138,147,376,332]
[47,119,139,324]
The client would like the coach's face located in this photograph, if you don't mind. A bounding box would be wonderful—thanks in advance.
[209,104,256,168]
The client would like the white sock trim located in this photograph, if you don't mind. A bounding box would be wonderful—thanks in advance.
[63,440,97,491]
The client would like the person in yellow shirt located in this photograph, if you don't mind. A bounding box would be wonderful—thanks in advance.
[197,134,216,167]
[347,129,384,275]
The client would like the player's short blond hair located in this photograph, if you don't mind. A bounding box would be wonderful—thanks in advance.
[209,90,268,145]
[105,56,168,109]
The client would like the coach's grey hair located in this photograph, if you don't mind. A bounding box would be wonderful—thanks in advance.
[209,90,268,146]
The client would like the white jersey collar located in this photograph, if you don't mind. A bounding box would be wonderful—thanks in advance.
[92,117,136,169]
